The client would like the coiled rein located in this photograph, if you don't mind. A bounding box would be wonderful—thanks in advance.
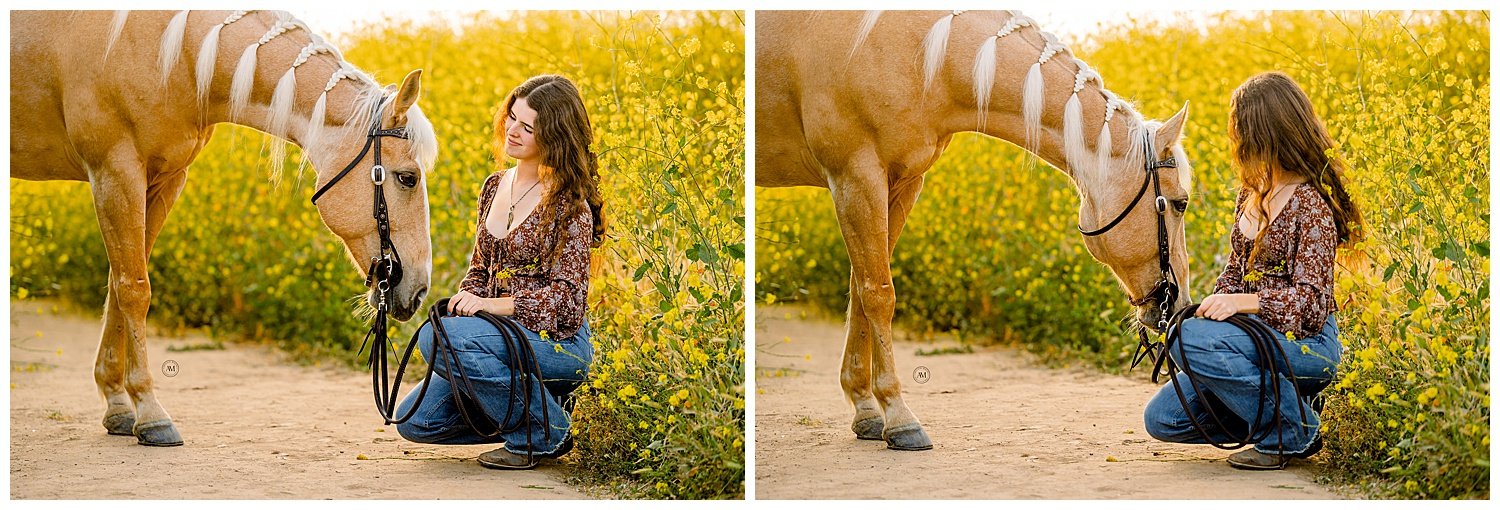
[1149,304,1310,453]
[362,297,551,459]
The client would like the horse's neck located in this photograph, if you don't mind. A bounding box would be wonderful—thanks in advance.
[191,10,368,149]
[921,11,1131,180]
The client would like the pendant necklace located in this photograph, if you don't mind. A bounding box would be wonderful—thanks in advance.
[508,175,542,231]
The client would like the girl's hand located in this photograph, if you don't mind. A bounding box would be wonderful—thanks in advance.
[448,290,486,316]
[1196,293,1258,321]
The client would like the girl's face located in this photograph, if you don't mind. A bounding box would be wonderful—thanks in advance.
[504,97,541,162]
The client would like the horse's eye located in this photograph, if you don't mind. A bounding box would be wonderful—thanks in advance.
[1172,199,1189,213]
[396,171,419,189]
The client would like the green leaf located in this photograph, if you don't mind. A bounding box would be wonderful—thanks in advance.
[1383,262,1400,282]
[633,261,653,282]
[725,242,745,260]
[692,242,719,263]
[1445,240,1466,263]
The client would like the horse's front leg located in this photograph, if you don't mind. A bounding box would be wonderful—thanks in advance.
[90,152,184,446]
[830,157,932,451]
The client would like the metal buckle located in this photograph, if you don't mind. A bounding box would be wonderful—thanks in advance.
[1155,196,1168,214]
[371,164,386,185]
[1148,157,1177,170]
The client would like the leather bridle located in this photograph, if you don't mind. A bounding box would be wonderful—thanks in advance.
[1077,131,1180,371]
[311,95,410,313]
[308,95,418,425]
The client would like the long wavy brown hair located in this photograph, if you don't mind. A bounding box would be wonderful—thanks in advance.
[492,75,606,260]
[1229,71,1363,262]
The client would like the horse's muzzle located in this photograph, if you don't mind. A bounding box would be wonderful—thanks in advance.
[389,286,427,322]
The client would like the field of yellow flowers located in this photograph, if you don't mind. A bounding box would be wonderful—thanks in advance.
[756,11,1486,498]
[10,11,744,499]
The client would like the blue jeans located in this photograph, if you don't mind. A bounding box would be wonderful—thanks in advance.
[395,316,593,455]
[1143,314,1341,454]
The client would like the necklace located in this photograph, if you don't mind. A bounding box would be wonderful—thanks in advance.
[1268,182,1297,202]
[508,173,542,230]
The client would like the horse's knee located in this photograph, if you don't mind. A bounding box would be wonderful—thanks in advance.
[111,275,152,314]
[854,280,895,320]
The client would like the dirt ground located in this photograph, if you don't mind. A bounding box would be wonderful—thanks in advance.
[8,298,590,499]
[753,305,1351,500]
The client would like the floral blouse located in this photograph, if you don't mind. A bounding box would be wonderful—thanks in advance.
[1213,184,1338,339]
[459,170,592,339]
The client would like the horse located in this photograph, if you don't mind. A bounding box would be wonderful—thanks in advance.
[10,10,438,446]
[756,10,1194,450]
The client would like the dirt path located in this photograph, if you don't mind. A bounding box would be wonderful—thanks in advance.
[753,305,1348,500]
[9,299,589,499]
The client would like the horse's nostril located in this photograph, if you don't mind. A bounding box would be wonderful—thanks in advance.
[412,287,428,310]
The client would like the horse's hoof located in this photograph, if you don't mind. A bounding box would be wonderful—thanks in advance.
[134,420,184,447]
[103,412,136,436]
[884,425,933,451]
[852,417,885,440]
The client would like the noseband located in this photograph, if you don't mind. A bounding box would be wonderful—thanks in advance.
[1077,131,1179,371]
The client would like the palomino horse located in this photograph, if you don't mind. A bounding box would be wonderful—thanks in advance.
[757,10,1194,450]
[11,10,437,446]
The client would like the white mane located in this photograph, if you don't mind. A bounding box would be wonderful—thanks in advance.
[146,10,433,182]
[850,11,883,61]
[855,10,1152,183]
[104,11,129,60]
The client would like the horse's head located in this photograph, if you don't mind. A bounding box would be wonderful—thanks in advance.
[308,69,436,322]
[1077,103,1192,333]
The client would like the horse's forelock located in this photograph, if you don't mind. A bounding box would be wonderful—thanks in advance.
[405,105,439,172]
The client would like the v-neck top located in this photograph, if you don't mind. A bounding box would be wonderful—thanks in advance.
[459,170,592,338]
[1213,184,1339,339]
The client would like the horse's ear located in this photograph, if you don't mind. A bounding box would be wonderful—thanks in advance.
[1155,101,1189,157]
[389,69,423,128]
